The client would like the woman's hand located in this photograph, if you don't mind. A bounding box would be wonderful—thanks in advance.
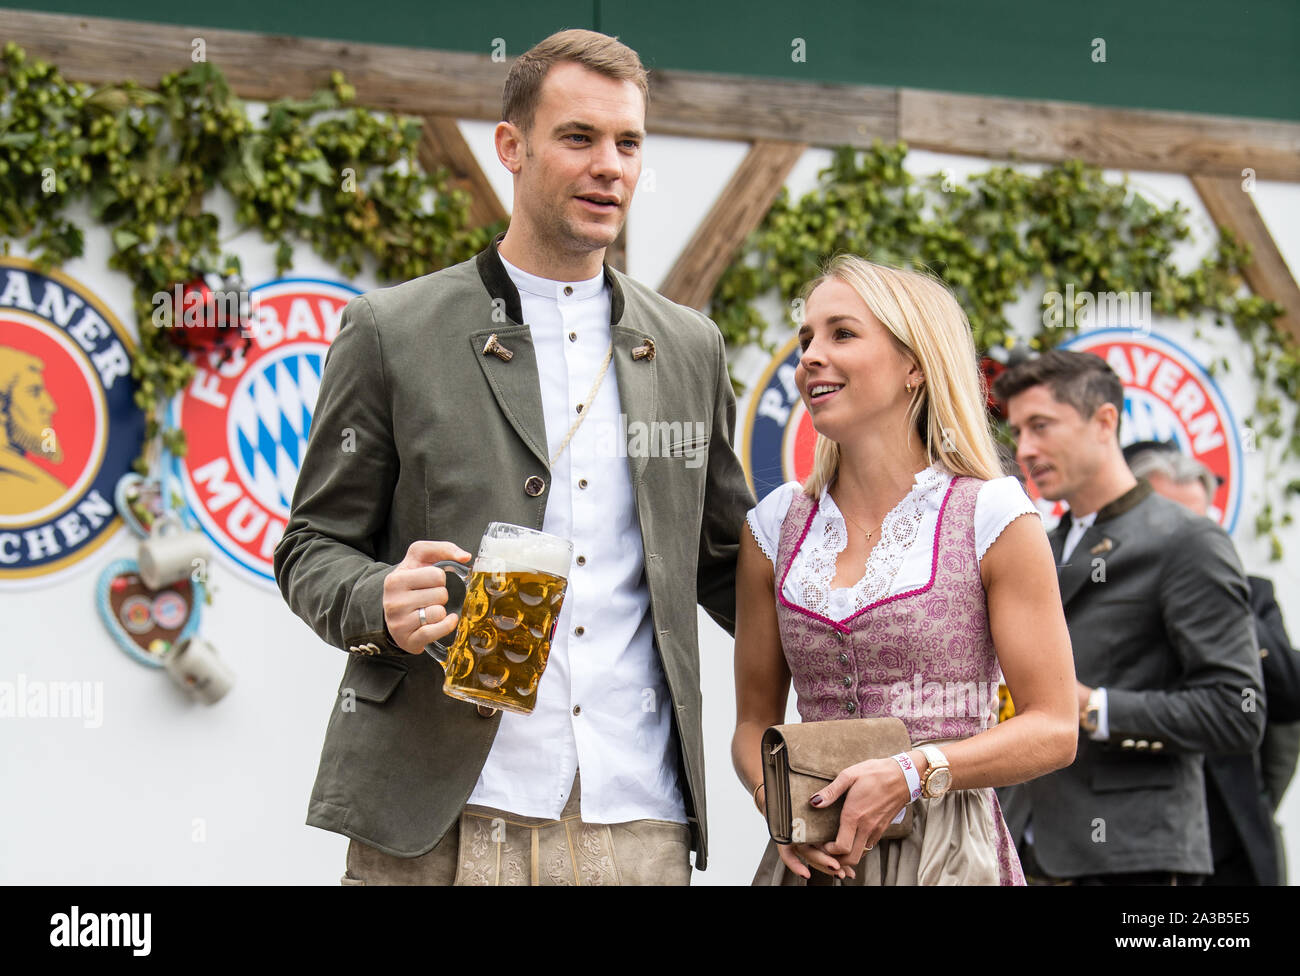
[776,841,855,881]
[813,755,916,867]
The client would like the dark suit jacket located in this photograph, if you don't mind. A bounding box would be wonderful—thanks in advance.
[999,480,1265,877]
[273,238,755,869]
[1204,576,1300,884]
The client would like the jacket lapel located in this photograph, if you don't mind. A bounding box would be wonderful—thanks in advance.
[468,325,550,471]
[611,322,657,483]
[1056,525,1108,608]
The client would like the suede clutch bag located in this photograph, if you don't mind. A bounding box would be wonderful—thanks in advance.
[761,717,914,845]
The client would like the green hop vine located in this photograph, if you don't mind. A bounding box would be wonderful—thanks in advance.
[0,43,502,471]
[712,142,1299,557]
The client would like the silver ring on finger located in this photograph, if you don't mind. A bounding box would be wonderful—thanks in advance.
[417,606,428,628]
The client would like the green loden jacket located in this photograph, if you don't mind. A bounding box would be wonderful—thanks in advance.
[273,236,755,870]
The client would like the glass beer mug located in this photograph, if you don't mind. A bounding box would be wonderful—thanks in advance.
[426,522,573,715]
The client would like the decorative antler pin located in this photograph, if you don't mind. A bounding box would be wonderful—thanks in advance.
[482,333,514,362]
[1089,538,1113,555]
[632,337,656,361]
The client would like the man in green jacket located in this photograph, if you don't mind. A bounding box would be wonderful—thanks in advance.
[273,28,754,885]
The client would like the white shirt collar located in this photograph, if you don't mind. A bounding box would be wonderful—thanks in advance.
[498,252,606,303]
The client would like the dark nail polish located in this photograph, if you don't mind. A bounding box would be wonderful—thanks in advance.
[810,794,823,807]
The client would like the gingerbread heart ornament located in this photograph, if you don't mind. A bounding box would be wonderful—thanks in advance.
[114,473,166,538]
[96,558,205,668]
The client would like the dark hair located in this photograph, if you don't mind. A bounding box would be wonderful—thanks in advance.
[502,29,649,134]
[992,349,1125,437]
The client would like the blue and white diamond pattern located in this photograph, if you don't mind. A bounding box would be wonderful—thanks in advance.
[229,348,323,517]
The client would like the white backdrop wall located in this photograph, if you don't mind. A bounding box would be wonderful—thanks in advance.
[2,115,1297,885]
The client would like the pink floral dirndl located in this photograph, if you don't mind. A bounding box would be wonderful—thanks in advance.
[752,475,1026,886]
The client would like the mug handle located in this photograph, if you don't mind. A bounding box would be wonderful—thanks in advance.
[423,559,471,666]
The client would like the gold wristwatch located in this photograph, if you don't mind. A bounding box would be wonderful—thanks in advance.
[1081,688,1103,734]
[917,744,952,799]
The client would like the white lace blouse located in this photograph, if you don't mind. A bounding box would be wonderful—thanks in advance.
[746,464,1040,619]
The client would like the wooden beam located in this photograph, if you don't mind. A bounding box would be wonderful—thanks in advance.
[418,115,507,229]
[0,9,507,118]
[644,68,896,147]
[659,140,806,310]
[1191,174,1300,346]
[4,9,1300,180]
[901,89,1300,182]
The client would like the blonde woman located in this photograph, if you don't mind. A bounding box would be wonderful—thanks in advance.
[733,256,1077,885]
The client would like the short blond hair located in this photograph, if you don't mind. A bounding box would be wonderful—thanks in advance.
[801,255,1003,497]
[502,29,649,133]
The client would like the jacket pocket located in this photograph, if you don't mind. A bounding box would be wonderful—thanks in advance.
[664,433,709,458]
[343,658,409,704]
[1090,755,1177,792]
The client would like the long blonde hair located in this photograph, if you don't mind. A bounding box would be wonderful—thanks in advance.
[801,255,1002,497]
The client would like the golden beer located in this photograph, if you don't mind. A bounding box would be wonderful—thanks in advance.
[428,523,572,715]
[441,567,567,713]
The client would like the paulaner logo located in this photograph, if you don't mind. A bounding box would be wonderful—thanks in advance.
[49,906,150,956]
[0,259,143,587]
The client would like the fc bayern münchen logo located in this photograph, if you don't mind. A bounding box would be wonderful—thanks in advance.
[743,336,815,501]
[168,279,360,586]
[1063,328,1243,532]
[0,259,142,587]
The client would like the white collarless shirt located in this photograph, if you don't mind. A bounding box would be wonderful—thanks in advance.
[466,254,686,825]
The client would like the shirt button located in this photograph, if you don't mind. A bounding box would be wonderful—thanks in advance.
[563,286,573,296]
[574,626,585,636]
[572,705,581,716]
[576,555,586,566]
[578,478,588,489]
[576,403,584,413]
[568,331,577,342]
[845,701,856,713]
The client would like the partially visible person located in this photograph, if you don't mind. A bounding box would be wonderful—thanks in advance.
[993,350,1264,885]
[733,256,1077,886]
[1128,444,1300,885]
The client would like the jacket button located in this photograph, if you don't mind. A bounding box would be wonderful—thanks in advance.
[524,475,546,497]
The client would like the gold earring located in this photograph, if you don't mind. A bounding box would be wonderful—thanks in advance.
[905,381,914,393]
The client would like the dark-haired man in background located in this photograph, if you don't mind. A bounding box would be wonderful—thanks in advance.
[993,349,1263,884]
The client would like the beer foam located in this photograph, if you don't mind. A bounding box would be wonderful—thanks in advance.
[475,532,572,577]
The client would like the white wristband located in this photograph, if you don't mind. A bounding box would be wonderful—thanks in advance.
[891,752,922,803]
